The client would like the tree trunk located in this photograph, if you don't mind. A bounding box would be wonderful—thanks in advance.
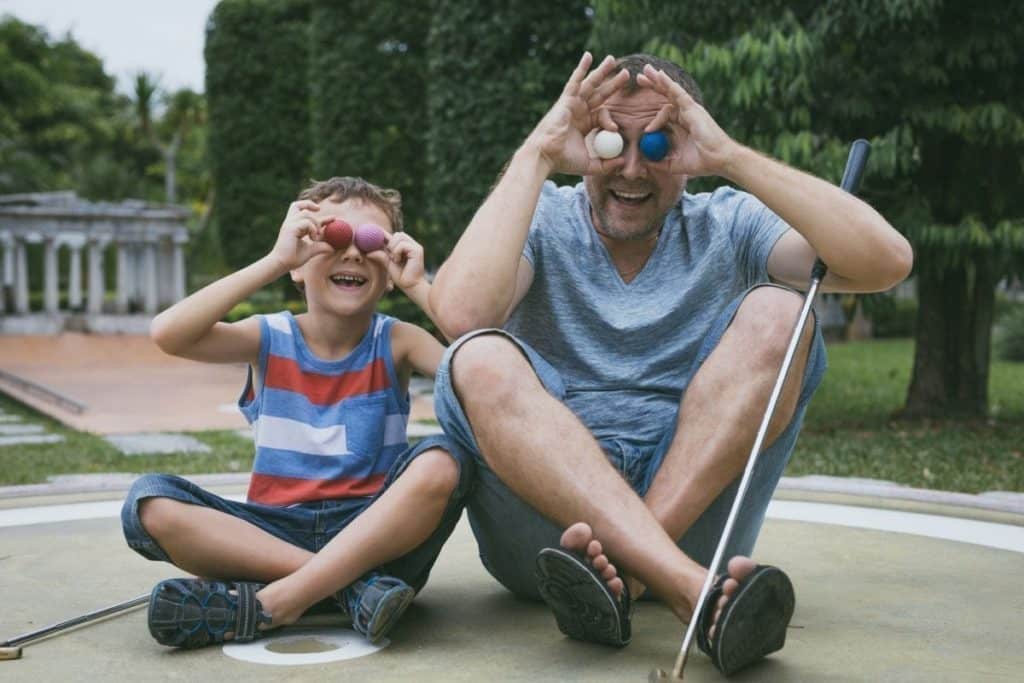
[903,253,996,418]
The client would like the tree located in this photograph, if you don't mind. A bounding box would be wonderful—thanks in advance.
[425,0,592,259]
[589,0,1024,418]
[205,0,312,270]
[308,0,432,241]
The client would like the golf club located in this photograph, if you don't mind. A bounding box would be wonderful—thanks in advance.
[0,593,149,660]
[649,138,871,681]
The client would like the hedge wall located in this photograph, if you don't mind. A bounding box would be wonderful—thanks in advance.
[205,0,312,270]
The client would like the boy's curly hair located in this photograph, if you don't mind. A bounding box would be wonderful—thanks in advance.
[298,176,404,233]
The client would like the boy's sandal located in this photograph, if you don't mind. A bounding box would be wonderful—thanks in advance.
[148,578,274,649]
[339,573,416,644]
[534,546,632,647]
[695,564,795,676]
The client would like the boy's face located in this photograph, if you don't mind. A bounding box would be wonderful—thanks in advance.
[291,197,394,317]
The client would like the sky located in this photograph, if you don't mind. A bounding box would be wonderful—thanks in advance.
[1,0,220,94]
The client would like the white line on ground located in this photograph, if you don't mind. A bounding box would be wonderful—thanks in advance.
[1,497,1022,555]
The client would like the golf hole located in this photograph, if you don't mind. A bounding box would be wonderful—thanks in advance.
[222,628,387,665]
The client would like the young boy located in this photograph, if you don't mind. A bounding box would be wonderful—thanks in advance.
[121,176,471,648]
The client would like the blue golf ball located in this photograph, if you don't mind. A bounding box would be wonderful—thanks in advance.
[639,131,669,162]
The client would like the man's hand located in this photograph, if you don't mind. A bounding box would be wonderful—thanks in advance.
[637,65,741,179]
[525,52,631,176]
[269,200,335,271]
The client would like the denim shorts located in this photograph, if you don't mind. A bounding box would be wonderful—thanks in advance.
[121,434,471,592]
[433,284,827,599]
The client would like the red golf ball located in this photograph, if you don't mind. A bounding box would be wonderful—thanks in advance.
[323,219,353,250]
[354,224,388,253]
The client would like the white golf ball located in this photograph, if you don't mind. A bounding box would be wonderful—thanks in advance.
[593,130,623,159]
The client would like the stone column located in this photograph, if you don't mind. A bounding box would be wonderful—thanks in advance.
[14,238,29,314]
[43,237,59,314]
[142,242,158,314]
[68,242,83,309]
[172,234,187,303]
[87,239,105,315]
[115,243,131,313]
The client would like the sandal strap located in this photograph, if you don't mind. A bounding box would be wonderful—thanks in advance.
[232,582,269,642]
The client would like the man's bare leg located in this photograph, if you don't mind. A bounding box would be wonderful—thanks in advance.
[453,335,712,621]
[140,449,458,629]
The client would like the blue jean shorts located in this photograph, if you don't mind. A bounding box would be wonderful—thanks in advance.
[433,284,827,599]
[121,434,471,592]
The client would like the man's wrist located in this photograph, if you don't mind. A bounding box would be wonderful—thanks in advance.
[515,139,555,179]
[717,142,756,183]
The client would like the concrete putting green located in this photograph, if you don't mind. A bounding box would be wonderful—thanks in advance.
[1,481,1022,682]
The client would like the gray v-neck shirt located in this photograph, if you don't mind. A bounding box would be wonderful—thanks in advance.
[504,181,789,447]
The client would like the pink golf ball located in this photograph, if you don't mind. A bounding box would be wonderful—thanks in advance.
[354,223,388,253]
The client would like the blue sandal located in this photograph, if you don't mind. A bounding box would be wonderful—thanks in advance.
[147,578,273,648]
[338,573,415,644]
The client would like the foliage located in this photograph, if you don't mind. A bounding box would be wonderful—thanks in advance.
[424,0,592,259]
[308,1,432,252]
[205,0,312,271]
[861,294,917,339]
[588,0,1024,416]
[995,305,1024,362]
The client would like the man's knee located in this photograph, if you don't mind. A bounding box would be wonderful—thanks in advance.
[731,286,815,361]
[450,334,534,402]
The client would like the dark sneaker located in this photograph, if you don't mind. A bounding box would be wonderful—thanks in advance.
[338,573,415,643]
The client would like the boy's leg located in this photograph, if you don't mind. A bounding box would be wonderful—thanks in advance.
[122,473,333,581]
[255,436,471,626]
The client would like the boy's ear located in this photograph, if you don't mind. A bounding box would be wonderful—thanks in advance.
[290,269,304,288]
[385,277,394,293]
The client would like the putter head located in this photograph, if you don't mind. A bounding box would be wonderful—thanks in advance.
[0,646,23,660]
[648,668,670,681]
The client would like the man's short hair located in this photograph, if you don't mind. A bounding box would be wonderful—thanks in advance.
[614,53,704,107]
[298,176,404,233]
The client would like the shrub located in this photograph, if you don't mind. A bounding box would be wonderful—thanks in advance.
[996,305,1024,361]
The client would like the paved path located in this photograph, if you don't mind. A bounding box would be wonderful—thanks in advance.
[0,334,437,435]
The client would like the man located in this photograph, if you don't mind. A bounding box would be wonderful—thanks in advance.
[428,52,911,675]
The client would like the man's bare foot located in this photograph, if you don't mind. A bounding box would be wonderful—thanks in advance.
[560,522,761,640]
[706,555,757,638]
[560,522,625,599]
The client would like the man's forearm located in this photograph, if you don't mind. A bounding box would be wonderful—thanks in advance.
[430,142,552,337]
[723,145,912,290]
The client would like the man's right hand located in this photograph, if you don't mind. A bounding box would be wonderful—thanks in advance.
[524,52,631,177]
[269,200,335,271]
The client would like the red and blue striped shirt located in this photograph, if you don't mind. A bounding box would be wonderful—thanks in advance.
[238,312,410,506]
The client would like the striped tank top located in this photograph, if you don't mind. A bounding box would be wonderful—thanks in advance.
[238,311,410,506]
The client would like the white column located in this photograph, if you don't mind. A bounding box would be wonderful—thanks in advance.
[172,239,186,302]
[116,243,131,313]
[43,237,59,314]
[14,238,29,313]
[87,240,105,315]
[142,242,158,314]
[68,244,83,309]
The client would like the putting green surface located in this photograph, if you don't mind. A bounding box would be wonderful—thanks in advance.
[2,484,1022,682]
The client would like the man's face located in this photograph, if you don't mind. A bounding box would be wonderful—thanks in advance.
[584,87,687,242]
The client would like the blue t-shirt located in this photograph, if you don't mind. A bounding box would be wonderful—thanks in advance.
[504,181,788,447]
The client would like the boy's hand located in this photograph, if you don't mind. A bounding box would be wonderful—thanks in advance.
[270,200,335,271]
[368,232,428,292]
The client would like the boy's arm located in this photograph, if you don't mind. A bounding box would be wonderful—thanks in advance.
[151,200,335,363]
[391,321,445,379]
[370,232,449,341]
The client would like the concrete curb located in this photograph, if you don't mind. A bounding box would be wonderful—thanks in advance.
[1,471,1022,517]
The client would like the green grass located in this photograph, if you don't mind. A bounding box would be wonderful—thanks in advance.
[0,338,1022,493]
[789,339,1024,493]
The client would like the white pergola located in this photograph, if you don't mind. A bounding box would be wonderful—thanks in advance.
[0,192,189,330]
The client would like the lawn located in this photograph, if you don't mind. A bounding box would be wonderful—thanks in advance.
[0,338,1022,493]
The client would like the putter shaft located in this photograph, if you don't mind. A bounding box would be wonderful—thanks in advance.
[1,594,148,649]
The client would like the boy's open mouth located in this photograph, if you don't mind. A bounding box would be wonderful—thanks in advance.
[329,273,368,289]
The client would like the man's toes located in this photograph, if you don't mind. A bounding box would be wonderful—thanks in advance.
[600,563,617,582]
[586,539,603,560]
[560,522,593,551]
[722,577,739,597]
[727,556,757,582]
[592,555,609,572]
[607,577,624,599]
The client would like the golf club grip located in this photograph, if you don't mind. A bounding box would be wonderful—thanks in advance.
[812,139,872,280]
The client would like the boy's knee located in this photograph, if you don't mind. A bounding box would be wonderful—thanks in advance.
[406,448,460,499]
[137,496,183,540]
